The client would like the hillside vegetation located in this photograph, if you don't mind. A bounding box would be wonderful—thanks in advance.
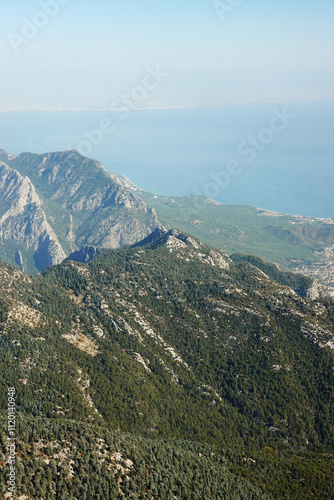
[135,191,334,293]
[0,231,333,498]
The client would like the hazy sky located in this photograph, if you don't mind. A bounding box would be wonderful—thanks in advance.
[1,0,333,110]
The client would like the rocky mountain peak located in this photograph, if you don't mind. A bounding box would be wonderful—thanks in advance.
[65,245,101,264]
[0,149,159,274]
[0,148,16,162]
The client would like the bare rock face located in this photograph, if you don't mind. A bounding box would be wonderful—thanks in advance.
[15,250,24,271]
[0,150,159,274]
[0,162,66,272]
[65,245,101,264]
[0,162,42,218]
[306,280,329,300]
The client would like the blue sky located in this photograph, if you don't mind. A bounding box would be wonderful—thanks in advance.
[1,0,333,110]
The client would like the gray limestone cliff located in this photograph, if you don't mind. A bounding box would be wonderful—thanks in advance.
[0,150,159,274]
[306,279,329,300]
[0,162,66,272]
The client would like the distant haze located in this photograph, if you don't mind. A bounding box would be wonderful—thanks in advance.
[1,0,333,110]
[0,101,333,219]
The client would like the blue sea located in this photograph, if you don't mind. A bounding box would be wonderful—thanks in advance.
[0,100,333,219]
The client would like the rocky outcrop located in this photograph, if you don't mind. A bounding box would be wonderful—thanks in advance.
[133,225,168,247]
[306,280,329,300]
[65,245,101,264]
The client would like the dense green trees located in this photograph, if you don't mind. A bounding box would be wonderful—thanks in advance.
[0,238,333,498]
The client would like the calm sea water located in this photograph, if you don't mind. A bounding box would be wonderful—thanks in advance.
[0,101,333,218]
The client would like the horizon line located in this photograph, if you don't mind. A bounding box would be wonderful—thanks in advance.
[0,96,334,113]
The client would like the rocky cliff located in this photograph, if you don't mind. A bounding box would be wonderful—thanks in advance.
[0,149,159,273]
[0,162,66,272]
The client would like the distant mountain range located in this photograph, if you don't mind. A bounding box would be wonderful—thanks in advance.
[0,149,158,273]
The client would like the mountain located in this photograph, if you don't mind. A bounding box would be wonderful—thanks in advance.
[1,148,333,294]
[0,149,158,273]
[0,231,333,499]
[115,177,334,295]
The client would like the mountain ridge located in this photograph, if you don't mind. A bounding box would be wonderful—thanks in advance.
[0,229,333,498]
[0,149,159,273]
[124,184,334,295]
[1,148,333,299]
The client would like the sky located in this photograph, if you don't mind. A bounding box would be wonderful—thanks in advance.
[0,0,334,110]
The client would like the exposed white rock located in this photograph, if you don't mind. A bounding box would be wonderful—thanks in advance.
[115,297,189,368]
[306,280,329,300]
[62,332,100,356]
[0,162,66,270]
[132,352,151,372]
[165,235,187,250]
[301,321,334,350]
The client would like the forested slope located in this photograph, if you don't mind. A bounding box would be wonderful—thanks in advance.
[0,231,333,498]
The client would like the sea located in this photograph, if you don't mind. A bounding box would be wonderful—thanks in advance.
[0,100,333,219]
